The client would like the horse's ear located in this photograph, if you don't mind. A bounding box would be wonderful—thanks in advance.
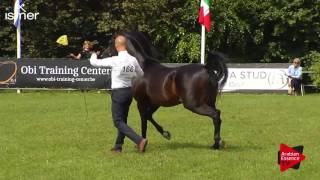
[99,38,117,58]
[134,32,164,61]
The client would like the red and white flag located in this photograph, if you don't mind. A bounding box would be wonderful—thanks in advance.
[198,0,211,32]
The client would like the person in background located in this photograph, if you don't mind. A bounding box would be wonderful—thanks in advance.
[69,40,93,60]
[287,58,302,96]
[89,35,148,154]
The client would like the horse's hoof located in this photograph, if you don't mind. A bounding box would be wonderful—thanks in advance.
[219,140,226,149]
[212,140,225,150]
[162,131,171,140]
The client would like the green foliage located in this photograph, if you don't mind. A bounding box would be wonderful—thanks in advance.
[175,33,200,63]
[1,0,108,58]
[256,0,320,62]
[0,0,319,63]
[311,63,320,87]
[302,51,320,87]
[301,51,320,70]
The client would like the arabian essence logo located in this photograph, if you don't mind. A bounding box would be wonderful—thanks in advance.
[278,144,306,172]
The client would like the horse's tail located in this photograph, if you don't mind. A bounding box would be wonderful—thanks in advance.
[205,51,228,91]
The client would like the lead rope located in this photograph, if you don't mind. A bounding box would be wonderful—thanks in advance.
[82,90,89,121]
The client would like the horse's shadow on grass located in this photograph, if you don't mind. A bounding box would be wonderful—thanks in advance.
[166,142,208,150]
[164,142,263,152]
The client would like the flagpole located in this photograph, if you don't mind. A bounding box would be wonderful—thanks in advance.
[17,26,21,59]
[16,26,21,94]
[14,0,22,94]
[200,25,205,64]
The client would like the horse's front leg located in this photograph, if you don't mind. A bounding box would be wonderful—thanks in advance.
[138,103,171,140]
[141,119,147,138]
[148,117,171,140]
[137,103,148,138]
[147,106,171,140]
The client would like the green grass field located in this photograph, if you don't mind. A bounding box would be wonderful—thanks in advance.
[0,91,319,180]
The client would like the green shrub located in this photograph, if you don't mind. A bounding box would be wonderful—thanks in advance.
[301,51,320,87]
[311,63,320,87]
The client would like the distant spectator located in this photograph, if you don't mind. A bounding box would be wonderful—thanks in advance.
[69,40,93,60]
[287,58,302,96]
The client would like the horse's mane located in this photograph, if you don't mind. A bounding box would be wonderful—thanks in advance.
[119,32,163,69]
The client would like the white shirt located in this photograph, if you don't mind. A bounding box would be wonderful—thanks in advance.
[287,65,302,79]
[90,51,143,89]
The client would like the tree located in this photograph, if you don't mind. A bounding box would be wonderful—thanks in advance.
[0,0,319,64]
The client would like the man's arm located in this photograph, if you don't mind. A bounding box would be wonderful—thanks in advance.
[90,53,115,67]
[287,65,292,77]
[69,53,81,60]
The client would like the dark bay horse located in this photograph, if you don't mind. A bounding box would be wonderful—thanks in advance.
[107,32,228,149]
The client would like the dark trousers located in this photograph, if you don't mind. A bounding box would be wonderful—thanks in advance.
[291,78,301,91]
[111,87,142,149]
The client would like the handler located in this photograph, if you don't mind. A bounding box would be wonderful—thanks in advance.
[89,35,147,153]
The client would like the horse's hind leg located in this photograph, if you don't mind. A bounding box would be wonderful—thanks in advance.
[211,109,223,149]
[184,104,224,149]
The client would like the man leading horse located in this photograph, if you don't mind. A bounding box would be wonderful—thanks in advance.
[90,35,148,154]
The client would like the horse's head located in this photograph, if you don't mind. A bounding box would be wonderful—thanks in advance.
[102,32,162,69]
[100,36,118,58]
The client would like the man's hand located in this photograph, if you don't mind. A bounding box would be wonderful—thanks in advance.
[285,73,292,78]
[68,53,81,60]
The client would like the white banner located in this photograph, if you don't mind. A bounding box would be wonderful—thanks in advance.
[223,68,288,91]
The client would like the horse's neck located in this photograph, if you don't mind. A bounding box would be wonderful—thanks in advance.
[143,60,176,73]
[143,58,161,68]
